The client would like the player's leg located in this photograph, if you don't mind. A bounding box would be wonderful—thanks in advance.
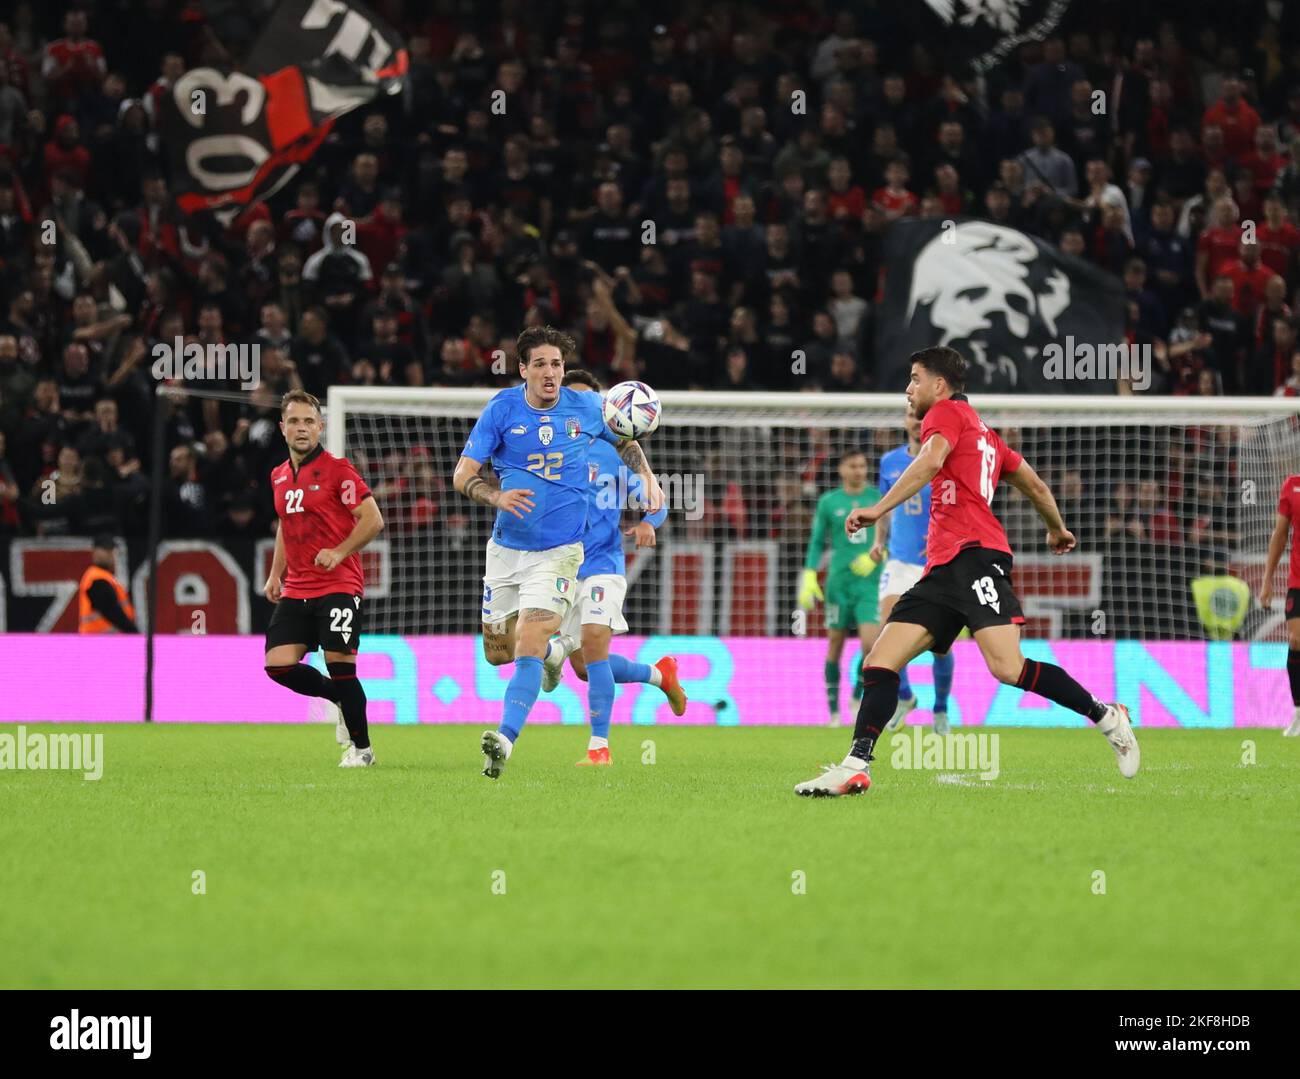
[482,614,519,667]
[824,626,847,726]
[264,601,345,743]
[1284,608,1300,736]
[931,647,954,735]
[569,576,685,759]
[310,594,372,767]
[541,582,581,692]
[480,542,582,778]
[795,618,938,797]
[576,623,615,765]
[850,573,881,723]
[973,622,1139,777]
[880,562,923,729]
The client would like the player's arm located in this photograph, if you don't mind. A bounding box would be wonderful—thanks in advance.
[846,435,950,535]
[453,455,534,518]
[798,497,826,609]
[265,522,286,600]
[1259,513,1290,607]
[1005,460,1075,554]
[614,437,663,513]
[872,467,891,563]
[314,496,384,571]
[624,469,668,547]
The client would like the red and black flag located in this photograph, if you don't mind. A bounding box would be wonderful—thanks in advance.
[161,0,407,223]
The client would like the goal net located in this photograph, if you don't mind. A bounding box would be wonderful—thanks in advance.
[327,387,1300,647]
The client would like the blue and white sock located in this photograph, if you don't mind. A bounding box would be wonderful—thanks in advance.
[606,653,661,686]
[933,653,955,713]
[500,655,543,742]
[586,658,614,740]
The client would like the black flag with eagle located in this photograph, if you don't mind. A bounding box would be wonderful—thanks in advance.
[161,0,407,224]
[906,0,1077,74]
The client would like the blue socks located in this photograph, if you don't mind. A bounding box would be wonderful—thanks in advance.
[606,653,653,684]
[933,652,954,712]
[500,655,543,742]
[897,663,915,702]
[586,659,614,739]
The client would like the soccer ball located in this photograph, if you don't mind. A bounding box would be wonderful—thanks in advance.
[602,380,662,439]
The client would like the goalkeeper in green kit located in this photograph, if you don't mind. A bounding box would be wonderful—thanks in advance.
[798,448,885,726]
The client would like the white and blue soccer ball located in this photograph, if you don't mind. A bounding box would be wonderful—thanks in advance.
[602,380,662,440]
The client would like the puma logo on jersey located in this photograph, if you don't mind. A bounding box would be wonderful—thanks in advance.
[510,425,527,435]
[274,475,288,483]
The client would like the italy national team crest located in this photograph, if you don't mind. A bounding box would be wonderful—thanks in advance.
[566,418,581,439]
[591,585,605,602]
[539,425,553,446]
[556,577,570,594]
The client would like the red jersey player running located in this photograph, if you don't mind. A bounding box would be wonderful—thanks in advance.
[263,390,385,766]
[795,347,1140,796]
[1258,477,1300,736]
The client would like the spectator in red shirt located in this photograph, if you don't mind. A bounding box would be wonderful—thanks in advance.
[42,115,90,194]
[826,156,866,223]
[1202,72,1261,159]
[1221,239,1273,317]
[1195,196,1242,297]
[1258,192,1300,276]
[1242,124,1286,195]
[1200,123,1231,172]
[1231,167,1261,223]
[871,159,919,220]
[41,10,106,114]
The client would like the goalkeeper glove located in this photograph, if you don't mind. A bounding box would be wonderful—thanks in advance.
[798,568,823,609]
[850,552,880,578]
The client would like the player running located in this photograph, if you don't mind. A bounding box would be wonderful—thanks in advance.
[798,448,883,726]
[539,368,687,765]
[1257,476,1300,736]
[794,346,1139,797]
[453,327,663,779]
[263,390,385,767]
[877,406,956,735]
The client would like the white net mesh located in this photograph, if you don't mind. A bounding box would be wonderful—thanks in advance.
[327,387,1300,643]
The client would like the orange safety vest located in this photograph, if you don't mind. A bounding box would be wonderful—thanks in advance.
[78,565,135,633]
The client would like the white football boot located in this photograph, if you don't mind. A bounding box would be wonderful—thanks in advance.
[1096,703,1140,778]
[932,709,950,736]
[541,634,576,693]
[1283,709,1300,737]
[339,745,375,768]
[481,730,512,779]
[794,757,872,797]
[828,709,841,728]
[886,693,917,731]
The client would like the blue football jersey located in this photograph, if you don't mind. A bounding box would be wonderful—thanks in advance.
[579,437,669,577]
[879,443,928,565]
[461,385,620,551]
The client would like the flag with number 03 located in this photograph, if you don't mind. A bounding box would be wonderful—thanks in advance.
[161,0,407,224]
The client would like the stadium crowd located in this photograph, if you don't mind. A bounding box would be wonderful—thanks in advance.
[0,1,1299,547]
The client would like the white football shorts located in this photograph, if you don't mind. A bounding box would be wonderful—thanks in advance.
[879,558,925,601]
[559,573,629,636]
[481,539,583,629]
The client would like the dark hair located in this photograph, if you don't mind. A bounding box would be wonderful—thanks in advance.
[840,447,867,463]
[562,367,603,391]
[910,345,968,392]
[516,325,575,365]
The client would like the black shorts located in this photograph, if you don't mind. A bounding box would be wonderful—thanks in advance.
[886,547,1025,653]
[266,593,362,655]
[1286,589,1300,619]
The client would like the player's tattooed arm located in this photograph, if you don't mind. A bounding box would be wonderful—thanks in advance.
[454,456,535,519]
[616,439,664,511]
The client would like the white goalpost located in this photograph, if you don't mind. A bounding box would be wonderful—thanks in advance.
[327,385,1300,647]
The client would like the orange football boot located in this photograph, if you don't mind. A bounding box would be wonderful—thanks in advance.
[654,656,688,716]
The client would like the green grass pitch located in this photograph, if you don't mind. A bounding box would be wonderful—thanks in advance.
[3,724,1296,989]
